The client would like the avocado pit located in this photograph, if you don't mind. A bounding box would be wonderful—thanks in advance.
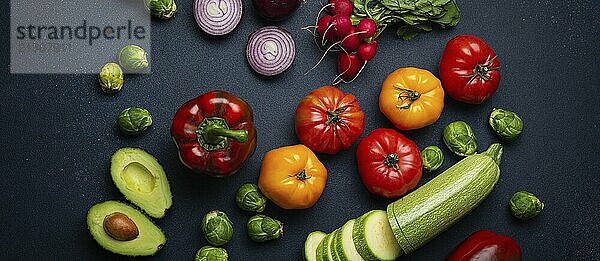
[103,212,139,241]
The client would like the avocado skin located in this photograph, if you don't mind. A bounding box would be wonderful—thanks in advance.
[110,147,173,219]
[87,200,166,256]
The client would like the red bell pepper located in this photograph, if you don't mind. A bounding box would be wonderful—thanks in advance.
[355,128,422,198]
[171,91,257,177]
[446,230,522,261]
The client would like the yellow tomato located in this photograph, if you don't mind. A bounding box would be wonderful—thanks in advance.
[379,67,445,130]
[258,145,327,209]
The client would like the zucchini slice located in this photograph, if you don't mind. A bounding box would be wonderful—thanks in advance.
[330,229,343,261]
[315,233,330,261]
[305,231,326,261]
[352,210,402,261]
[323,229,338,261]
[334,219,364,261]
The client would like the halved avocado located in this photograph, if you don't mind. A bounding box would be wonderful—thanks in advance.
[111,148,172,218]
[87,200,166,256]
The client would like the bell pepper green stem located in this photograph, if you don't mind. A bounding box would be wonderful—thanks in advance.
[197,117,248,151]
[203,127,248,144]
[482,143,503,166]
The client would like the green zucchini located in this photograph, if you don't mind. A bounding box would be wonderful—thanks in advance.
[315,234,329,261]
[332,229,344,261]
[304,231,326,261]
[322,231,337,261]
[315,233,330,261]
[334,220,364,261]
[352,210,402,261]
[387,143,503,254]
[330,229,342,261]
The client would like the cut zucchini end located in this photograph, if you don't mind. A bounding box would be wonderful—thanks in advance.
[336,219,364,261]
[305,231,327,261]
[330,229,343,261]
[322,231,337,261]
[387,202,412,254]
[315,233,330,261]
[353,210,403,261]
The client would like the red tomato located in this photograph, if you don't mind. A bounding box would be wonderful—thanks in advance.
[295,86,365,154]
[439,35,501,104]
[356,128,422,198]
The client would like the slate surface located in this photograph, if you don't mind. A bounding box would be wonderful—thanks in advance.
[1,0,599,260]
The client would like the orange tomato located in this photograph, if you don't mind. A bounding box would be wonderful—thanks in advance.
[379,67,445,130]
[258,145,327,209]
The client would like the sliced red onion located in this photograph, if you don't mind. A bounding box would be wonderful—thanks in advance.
[246,26,296,76]
[194,0,243,36]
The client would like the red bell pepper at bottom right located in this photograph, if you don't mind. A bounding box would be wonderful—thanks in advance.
[446,230,522,261]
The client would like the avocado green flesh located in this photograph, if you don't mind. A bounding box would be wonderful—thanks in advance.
[111,148,172,218]
[388,154,500,253]
[87,201,166,256]
[304,231,326,261]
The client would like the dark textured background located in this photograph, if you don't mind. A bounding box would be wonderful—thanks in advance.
[1,0,599,260]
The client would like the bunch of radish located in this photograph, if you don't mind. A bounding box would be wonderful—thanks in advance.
[305,0,379,84]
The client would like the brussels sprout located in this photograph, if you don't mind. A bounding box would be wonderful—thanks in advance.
[509,191,544,220]
[202,210,233,246]
[236,184,267,212]
[145,0,177,20]
[421,146,444,172]
[117,45,149,72]
[117,107,153,135]
[246,214,283,242]
[489,108,524,141]
[98,63,123,93]
[443,121,477,156]
[195,246,228,261]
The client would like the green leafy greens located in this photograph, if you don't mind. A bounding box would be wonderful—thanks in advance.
[350,0,461,40]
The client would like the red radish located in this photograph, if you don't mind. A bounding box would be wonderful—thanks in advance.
[341,27,361,51]
[328,0,353,16]
[316,15,332,38]
[330,14,352,37]
[357,18,377,39]
[358,40,378,61]
[337,52,364,82]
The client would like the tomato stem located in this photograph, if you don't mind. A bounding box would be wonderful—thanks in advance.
[462,55,500,83]
[325,106,349,125]
[384,154,399,168]
[394,86,421,110]
[295,170,312,181]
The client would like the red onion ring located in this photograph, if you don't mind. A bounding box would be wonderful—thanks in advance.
[194,0,243,36]
[246,26,296,76]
